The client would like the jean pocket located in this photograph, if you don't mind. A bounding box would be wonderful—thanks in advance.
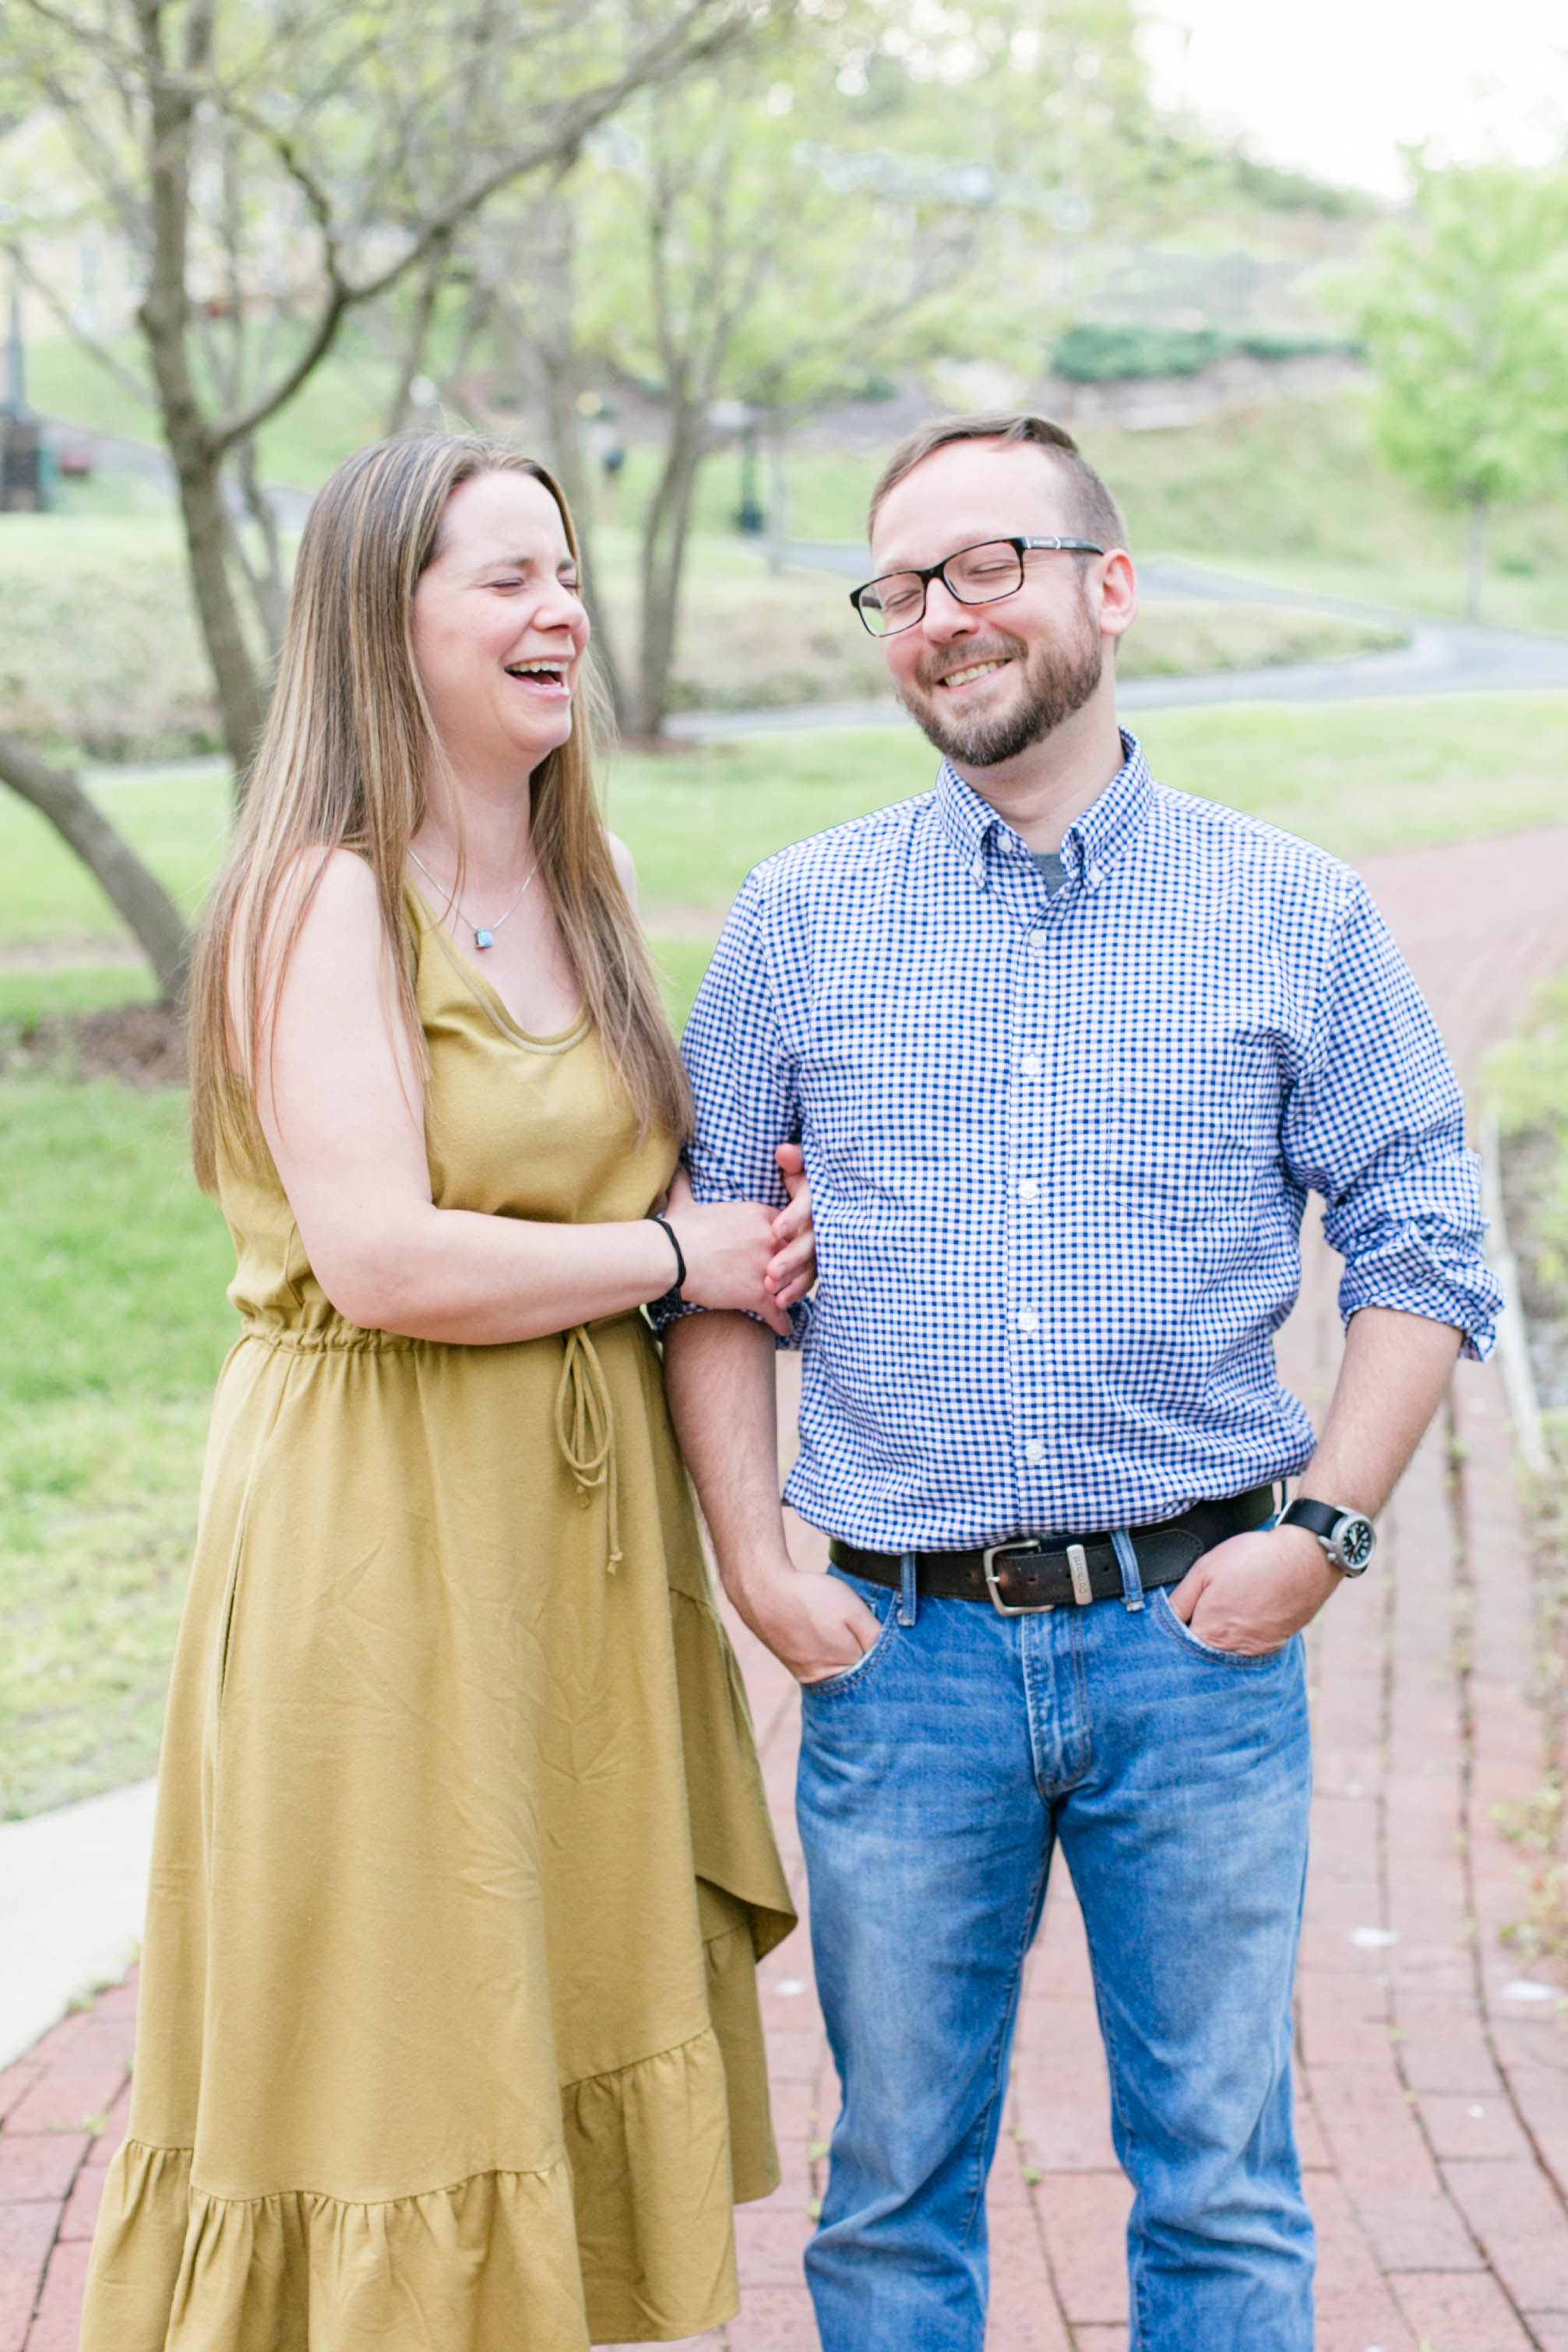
[1154,1585,1288,1668]
[798,1571,900,1698]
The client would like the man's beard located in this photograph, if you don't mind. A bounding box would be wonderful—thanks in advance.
[897,611,1103,768]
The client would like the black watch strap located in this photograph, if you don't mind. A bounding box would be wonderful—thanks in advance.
[647,1212,686,1316]
[1281,1496,1376,1575]
[1281,1497,1341,1543]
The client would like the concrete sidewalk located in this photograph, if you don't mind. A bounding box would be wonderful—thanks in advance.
[6,826,1568,2349]
[0,1783,154,2073]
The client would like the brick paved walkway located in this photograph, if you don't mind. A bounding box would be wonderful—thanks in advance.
[8,824,1568,2350]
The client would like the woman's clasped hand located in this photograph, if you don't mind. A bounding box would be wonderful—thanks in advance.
[665,1144,815,1336]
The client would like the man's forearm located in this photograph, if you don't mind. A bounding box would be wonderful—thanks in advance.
[663,1310,883,1680]
[1175,1304,1463,1651]
[662,1310,791,1596]
[1300,1303,1462,1513]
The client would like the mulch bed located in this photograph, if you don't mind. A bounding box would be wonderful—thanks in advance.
[5,1002,189,1087]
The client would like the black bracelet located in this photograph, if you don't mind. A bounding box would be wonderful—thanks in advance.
[647,1212,686,1314]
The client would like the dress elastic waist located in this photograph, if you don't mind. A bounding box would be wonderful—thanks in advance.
[235,1309,644,1356]
[238,1311,639,1573]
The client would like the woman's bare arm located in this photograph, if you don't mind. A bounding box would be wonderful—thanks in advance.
[246,851,791,1344]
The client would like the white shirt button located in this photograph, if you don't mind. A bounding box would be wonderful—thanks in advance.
[1016,1309,1039,1335]
[1028,929,1049,956]
[971,859,985,884]
[1018,1176,1040,1203]
[1087,863,1104,887]
[1020,1052,1042,1077]
[1024,1438,1047,1465]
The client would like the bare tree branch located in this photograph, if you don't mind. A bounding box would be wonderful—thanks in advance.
[11,247,158,408]
[344,0,748,288]
[206,4,747,452]
[13,0,142,69]
[0,734,192,1000]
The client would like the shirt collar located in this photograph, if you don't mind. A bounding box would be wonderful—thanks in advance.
[933,728,1154,887]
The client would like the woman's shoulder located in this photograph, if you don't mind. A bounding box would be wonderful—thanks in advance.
[227,848,410,1040]
[231,845,379,956]
[605,829,638,911]
[281,845,381,926]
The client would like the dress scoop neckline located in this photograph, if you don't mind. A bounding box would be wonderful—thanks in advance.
[405,876,590,1055]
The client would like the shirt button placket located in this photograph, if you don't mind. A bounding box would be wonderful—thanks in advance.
[1013,911,1052,1515]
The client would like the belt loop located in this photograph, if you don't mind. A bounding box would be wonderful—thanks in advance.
[898,1550,920,1627]
[1111,1529,1144,1613]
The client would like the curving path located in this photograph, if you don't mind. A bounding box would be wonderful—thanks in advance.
[664,552,1568,741]
[5,829,1568,2351]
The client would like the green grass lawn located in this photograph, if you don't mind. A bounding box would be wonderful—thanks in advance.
[608,692,1568,924]
[10,684,1568,1816]
[0,761,230,942]
[0,1392,217,1818]
[0,1072,234,1816]
[9,688,1568,970]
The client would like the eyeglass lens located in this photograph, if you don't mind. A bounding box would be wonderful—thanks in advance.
[860,541,1026,636]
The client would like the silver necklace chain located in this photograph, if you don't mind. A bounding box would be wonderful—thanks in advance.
[407,845,539,950]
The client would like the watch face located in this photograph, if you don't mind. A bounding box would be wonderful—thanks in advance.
[1335,1515,1376,1572]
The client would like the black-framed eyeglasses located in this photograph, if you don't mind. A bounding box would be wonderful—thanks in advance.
[849,535,1105,637]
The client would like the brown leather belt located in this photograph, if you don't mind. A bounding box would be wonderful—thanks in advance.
[828,1485,1277,1616]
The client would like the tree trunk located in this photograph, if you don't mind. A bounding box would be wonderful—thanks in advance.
[171,437,269,787]
[534,352,626,726]
[227,431,288,664]
[384,237,451,437]
[135,0,266,795]
[1464,494,1489,625]
[632,403,706,738]
[0,734,192,1001]
[509,198,627,725]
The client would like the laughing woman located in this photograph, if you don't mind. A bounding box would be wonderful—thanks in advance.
[79,435,800,2352]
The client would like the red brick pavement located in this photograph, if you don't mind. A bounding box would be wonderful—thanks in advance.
[9,823,1568,2349]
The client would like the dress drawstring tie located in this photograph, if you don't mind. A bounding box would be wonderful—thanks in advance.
[555,1324,622,1568]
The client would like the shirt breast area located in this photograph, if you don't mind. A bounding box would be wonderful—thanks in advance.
[778,791,1327,1282]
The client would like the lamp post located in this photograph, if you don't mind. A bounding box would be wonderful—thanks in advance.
[737,408,764,536]
[707,398,763,535]
[0,245,45,513]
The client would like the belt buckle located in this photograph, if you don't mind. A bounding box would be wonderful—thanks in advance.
[981,1542,1056,1617]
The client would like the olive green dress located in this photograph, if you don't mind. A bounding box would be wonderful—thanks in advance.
[80,885,796,2351]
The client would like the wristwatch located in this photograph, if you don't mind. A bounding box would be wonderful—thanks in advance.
[1280,1497,1376,1577]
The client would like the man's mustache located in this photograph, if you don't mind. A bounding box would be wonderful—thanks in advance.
[913,633,1027,691]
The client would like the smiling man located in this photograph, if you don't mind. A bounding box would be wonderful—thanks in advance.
[661,412,1501,2351]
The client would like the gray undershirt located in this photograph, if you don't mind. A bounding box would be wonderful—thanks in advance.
[1031,849,1069,895]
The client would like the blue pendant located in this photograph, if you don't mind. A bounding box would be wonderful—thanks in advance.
[474,929,494,950]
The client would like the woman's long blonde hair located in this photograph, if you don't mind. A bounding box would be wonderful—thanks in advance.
[189,434,692,1190]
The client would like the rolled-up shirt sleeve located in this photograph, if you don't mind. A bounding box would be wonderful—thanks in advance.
[1281,876,1502,1360]
[656,869,809,1344]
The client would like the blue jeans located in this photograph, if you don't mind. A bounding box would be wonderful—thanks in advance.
[796,1565,1314,2352]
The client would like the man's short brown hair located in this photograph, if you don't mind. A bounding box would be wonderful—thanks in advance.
[868,412,1128,554]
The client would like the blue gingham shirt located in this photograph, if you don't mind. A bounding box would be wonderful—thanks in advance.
[679,732,1501,1550]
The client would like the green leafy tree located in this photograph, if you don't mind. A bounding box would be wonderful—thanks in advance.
[1355,158,1568,622]
[5,0,763,788]
[573,37,979,734]
[476,0,1162,736]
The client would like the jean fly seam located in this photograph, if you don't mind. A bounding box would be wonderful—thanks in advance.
[957,1838,1052,2250]
[1066,1616,1094,1789]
